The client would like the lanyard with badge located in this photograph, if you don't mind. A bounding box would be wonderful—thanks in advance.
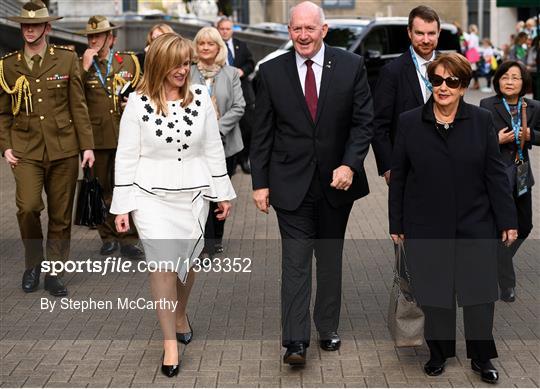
[502,96,528,196]
[92,50,114,95]
[409,46,433,95]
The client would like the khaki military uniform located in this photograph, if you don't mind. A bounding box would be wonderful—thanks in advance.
[81,51,140,244]
[0,45,94,268]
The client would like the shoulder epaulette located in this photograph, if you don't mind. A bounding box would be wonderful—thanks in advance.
[1,51,18,60]
[52,44,74,51]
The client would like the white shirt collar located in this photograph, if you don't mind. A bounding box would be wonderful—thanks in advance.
[295,44,325,68]
[411,47,435,67]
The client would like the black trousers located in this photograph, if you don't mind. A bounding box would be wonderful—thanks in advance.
[497,190,532,289]
[422,302,498,362]
[204,155,237,251]
[275,172,352,347]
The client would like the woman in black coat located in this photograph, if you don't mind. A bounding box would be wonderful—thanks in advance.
[480,61,540,302]
[389,53,518,383]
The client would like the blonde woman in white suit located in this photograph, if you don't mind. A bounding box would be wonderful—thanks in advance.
[110,33,235,377]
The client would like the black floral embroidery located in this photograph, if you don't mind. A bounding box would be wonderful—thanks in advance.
[182,144,189,150]
[141,95,148,101]
[183,115,193,126]
[167,122,174,129]
[166,137,173,143]
[185,130,192,137]
[142,115,149,122]
[144,104,153,114]
[195,100,201,106]
[195,89,202,95]
[155,118,162,125]
[185,108,191,114]
[155,129,162,137]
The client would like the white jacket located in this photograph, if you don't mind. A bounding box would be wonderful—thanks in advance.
[110,84,236,215]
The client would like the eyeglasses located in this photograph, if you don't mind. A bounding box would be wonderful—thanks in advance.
[500,76,522,83]
[430,75,462,89]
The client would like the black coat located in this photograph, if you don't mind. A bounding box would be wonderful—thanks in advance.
[250,46,374,211]
[371,50,424,175]
[389,99,518,308]
[479,96,540,189]
[231,38,255,105]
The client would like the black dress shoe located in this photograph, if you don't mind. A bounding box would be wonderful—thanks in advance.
[176,315,193,345]
[214,242,224,254]
[283,342,307,366]
[120,244,144,259]
[240,159,251,174]
[22,265,41,293]
[423,359,446,376]
[500,287,516,302]
[319,331,341,351]
[44,275,68,297]
[161,352,180,377]
[100,241,119,255]
[471,359,499,384]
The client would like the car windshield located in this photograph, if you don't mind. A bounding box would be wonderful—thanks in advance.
[280,25,364,51]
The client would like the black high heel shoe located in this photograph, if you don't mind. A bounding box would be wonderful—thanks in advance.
[176,315,193,345]
[161,352,180,377]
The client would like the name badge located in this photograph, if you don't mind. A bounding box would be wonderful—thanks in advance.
[516,161,529,197]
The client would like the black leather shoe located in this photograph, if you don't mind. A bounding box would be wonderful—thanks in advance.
[500,287,515,302]
[44,275,68,297]
[22,265,41,293]
[319,331,341,351]
[214,242,224,254]
[176,315,193,345]
[161,352,180,377]
[471,359,498,384]
[240,159,251,174]
[423,359,446,376]
[283,342,307,366]
[100,241,119,255]
[120,244,144,259]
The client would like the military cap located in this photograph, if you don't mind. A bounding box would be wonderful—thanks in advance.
[77,15,121,35]
[7,0,63,24]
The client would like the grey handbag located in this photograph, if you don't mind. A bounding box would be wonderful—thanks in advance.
[387,241,424,347]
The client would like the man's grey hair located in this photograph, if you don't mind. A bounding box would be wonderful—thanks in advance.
[216,16,233,28]
[288,1,326,26]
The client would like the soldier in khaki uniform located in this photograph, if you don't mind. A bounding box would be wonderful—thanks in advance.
[77,16,143,258]
[0,1,95,296]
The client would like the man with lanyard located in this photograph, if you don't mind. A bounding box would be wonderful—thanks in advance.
[78,15,143,258]
[371,5,440,184]
[0,1,95,296]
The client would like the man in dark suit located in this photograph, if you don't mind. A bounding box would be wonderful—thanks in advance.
[250,1,373,366]
[217,16,255,174]
[371,6,440,183]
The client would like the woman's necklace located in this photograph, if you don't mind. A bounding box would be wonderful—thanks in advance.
[434,107,456,130]
[435,118,451,130]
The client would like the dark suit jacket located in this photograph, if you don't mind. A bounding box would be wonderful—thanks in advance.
[250,46,374,211]
[479,96,540,189]
[231,38,255,105]
[371,50,424,175]
[388,99,517,308]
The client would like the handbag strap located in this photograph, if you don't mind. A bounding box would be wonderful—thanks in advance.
[394,241,414,288]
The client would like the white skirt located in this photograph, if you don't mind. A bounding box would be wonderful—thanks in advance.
[132,189,209,283]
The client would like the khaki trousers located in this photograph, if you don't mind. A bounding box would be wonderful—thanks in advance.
[12,154,78,269]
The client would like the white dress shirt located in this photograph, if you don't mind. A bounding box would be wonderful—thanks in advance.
[411,48,435,103]
[295,44,325,97]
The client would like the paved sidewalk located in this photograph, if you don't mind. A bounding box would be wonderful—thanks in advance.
[1,91,539,388]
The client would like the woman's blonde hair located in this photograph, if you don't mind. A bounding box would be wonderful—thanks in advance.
[193,26,227,67]
[137,33,194,114]
[146,23,175,46]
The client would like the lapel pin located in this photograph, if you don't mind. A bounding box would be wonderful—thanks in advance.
[49,47,55,56]
[326,60,332,68]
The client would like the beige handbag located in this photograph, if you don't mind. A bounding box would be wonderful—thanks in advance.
[387,241,424,347]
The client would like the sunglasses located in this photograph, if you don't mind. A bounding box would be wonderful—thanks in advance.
[430,75,462,89]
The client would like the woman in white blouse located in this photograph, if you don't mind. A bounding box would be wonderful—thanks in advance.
[110,33,235,377]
